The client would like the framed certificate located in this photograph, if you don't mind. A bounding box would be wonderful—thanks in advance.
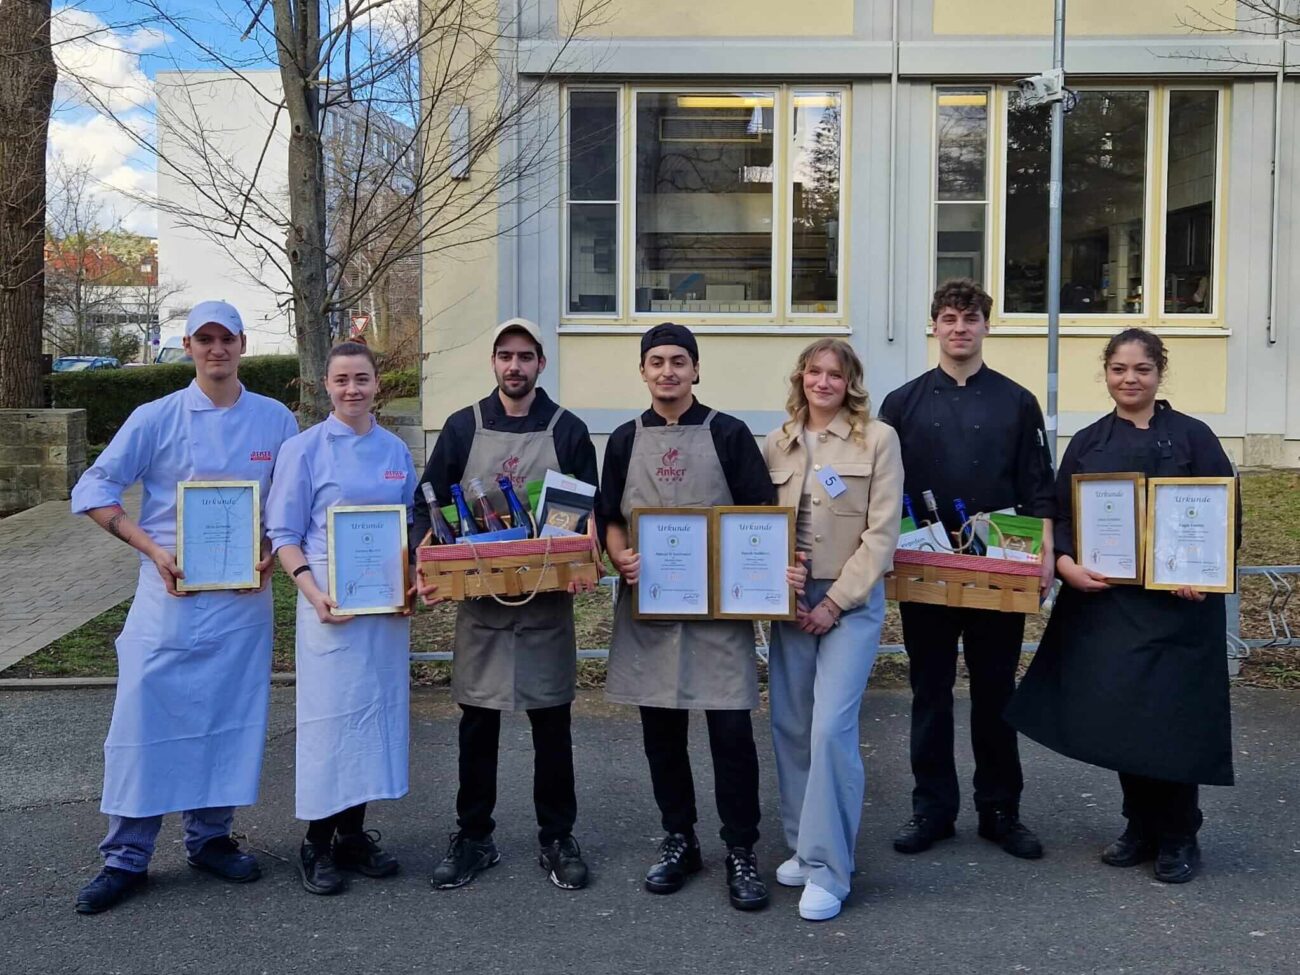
[1072,472,1145,585]
[175,480,260,592]
[1143,477,1237,593]
[327,504,410,615]
[711,506,797,620]
[631,507,713,620]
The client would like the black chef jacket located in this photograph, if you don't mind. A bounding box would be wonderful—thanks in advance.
[597,398,775,548]
[877,364,1055,535]
[412,386,599,546]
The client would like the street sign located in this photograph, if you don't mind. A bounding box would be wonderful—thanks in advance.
[349,314,371,337]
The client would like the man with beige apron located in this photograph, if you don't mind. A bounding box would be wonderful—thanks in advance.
[413,318,599,891]
[599,323,777,912]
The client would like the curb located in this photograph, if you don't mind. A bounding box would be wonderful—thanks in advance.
[0,673,299,691]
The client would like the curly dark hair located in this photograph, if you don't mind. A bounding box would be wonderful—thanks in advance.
[930,278,993,321]
[1102,328,1168,376]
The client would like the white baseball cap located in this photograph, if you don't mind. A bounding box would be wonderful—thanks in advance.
[185,300,245,336]
[491,317,543,353]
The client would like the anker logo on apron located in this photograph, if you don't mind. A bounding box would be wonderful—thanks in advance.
[656,446,686,483]
[497,454,526,491]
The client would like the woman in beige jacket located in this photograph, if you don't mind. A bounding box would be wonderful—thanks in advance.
[763,338,903,921]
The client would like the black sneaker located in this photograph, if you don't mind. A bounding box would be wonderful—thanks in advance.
[893,815,957,854]
[977,809,1044,860]
[644,832,702,894]
[539,835,589,890]
[1100,824,1157,868]
[298,840,346,896]
[75,866,147,915]
[430,832,500,890]
[334,829,400,878]
[186,835,261,883]
[724,847,769,912]
[1154,836,1200,884]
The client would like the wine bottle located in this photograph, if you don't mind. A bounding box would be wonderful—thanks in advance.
[902,492,918,525]
[497,475,536,538]
[921,489,942,527]
[421,483,458,545]
[467,477,508,532]
[450,483,482,536]
[952,497,986,556]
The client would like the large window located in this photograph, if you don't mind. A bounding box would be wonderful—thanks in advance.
[930,86,1223,323]
[563,86,846,325]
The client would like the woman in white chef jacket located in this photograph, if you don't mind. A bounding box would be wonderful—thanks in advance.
[266,341,417,896]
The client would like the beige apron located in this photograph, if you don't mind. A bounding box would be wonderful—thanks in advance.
[606,410,759,710]
[451,402,577,711]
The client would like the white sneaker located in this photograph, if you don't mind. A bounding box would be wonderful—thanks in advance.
[798,881,842,922]
[775,856,807,887]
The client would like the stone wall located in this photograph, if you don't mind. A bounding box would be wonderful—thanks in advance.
[0,410,88,515]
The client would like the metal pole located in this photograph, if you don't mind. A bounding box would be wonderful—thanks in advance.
[1045,0,1066,465]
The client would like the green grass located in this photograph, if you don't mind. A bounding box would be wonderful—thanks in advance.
[6,470,1299,685]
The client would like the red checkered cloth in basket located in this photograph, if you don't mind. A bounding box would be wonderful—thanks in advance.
[418,534,597,562]
[892,548,1041,576]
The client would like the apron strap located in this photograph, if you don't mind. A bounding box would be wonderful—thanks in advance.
[472,402,484,431]
[545,406,566,433]
[702,409,718,428]
[634,414,644,430]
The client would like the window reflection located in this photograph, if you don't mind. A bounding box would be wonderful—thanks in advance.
[791,92,842,313]
[1164,91,1217,315]
[567,90,619,315]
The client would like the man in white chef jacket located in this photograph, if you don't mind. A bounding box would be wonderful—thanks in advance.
[69,301,298,914]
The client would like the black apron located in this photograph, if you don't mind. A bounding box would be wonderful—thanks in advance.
[1005,409,1234,786]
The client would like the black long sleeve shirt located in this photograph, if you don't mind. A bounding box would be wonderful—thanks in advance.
[411,387,598,547]
[877,364,1056,535]
[597,399,775,548]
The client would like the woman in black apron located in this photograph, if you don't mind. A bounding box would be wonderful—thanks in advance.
[1006,328,1237,884]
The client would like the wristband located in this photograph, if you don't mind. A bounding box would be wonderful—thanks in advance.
[292,564,313,578]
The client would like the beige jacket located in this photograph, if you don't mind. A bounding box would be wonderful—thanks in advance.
[763,410,903,612]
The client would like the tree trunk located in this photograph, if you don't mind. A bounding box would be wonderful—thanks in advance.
[0,1,56,408]
[273,0,331,421]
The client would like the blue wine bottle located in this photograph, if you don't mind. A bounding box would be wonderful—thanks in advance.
[497,475,536,538]
[952,497,986,556]
[450,483,482,537]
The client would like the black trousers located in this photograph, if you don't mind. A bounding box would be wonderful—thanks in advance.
[900,603,1026,822]
[639,706,761,850]
[1119,773,1202,838]
[456,702,577,846]
[306,803,366,845]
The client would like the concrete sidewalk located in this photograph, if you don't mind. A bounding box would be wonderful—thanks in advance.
[0,489,139,672]
[1,686,1297,975]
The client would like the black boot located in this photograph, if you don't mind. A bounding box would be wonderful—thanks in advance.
[977,809,1044,860]
[75,867,147,915]
[539,835,589,890]
[644,833,702,894]
[724,847,769,911]
[1154,836,1200,884]
[1100,823,1156,868]
[893,815,956,855]
[334,830,400,878]
[298,840,346,895]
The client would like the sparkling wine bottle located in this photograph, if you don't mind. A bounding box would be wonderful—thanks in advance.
[467,477,508,532]
[497,475,535,538]
[450,483,482,536]
[421,483,457,545]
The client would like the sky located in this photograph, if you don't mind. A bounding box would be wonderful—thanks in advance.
[48,0,414,236]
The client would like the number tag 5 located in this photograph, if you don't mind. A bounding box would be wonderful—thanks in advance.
[817,466,847,499]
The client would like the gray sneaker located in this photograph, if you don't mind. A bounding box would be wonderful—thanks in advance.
[430,832,500,889]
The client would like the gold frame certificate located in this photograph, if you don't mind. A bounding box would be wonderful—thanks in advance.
[1144,477,1237,594]
[631,507,713,620]
[1072,473,1145,585]
[327,504,410,615]
[711,506,797,620]
[175,481,260,592]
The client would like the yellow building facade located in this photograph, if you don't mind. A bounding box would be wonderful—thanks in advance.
[422,0,1300,468]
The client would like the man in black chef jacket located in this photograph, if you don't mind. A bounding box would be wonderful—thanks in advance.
[412,318,600,891]
[877,279,1055,860]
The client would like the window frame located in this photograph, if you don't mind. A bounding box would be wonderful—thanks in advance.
[930,85,993,300]
[559,83,851,332]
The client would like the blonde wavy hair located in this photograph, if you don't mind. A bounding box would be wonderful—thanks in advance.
[781,339,873,446]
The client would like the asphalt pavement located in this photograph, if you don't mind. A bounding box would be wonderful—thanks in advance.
[1,686,1297,975]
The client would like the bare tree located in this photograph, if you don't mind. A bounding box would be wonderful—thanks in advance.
[1177,1,1299,62]
[0,0,57,407]
[65,0,608,419]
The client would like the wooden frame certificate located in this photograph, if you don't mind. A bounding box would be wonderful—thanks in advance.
[712,506,797,620]
[1072,473,1145,585]
[631,507,712,619]
[327,505,410,615]
[1144,477,1236,593]
[176,481,260,592]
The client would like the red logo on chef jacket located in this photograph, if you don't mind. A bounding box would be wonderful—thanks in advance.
[656,446,686,484]
[383,469,407,480]
[497,455,526,491]
[249,450,273,462]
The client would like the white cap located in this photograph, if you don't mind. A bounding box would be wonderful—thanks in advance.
[491,317,543,353]
[185,300,245,336]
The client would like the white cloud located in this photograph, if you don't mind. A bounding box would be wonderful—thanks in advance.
[48,112,157,235]
[52,6,163,114]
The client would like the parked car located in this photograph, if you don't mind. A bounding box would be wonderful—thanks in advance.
[154,336,192,365]
[52,356,120,372]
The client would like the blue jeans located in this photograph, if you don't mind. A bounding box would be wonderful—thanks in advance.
[98,807,234,872]
[769,580,884,901]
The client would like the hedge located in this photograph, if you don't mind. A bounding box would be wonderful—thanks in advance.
[379,366,419,400]
[50,356,301,444]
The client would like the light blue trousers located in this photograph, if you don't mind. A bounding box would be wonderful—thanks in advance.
[769,580,884,901]
[98,807,234,872]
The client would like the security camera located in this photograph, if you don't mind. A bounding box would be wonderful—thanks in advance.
[1015,68,1065,107]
